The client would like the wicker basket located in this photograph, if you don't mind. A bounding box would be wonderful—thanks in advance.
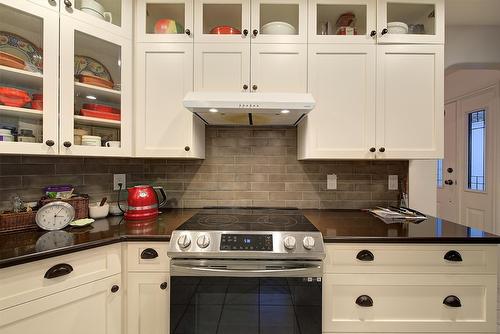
[0,211,37,233]
[40,196,89,220]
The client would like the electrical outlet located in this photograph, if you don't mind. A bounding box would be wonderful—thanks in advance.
[327,174,337,190]
[113,174,126,191]
[388,175,398,190]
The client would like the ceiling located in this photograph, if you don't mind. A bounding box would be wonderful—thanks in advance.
[446,0,500,26]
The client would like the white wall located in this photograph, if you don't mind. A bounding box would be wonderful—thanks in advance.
[408,161,437,216]
[445,69,500,101]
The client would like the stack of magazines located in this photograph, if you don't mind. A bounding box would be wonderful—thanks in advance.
[367,206,428,224]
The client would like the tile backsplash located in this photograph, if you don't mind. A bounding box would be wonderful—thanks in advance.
[0,127,408,210]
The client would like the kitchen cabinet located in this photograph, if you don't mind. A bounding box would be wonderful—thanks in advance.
[308,0,443,44]
[135,0,194,43]
[28,0,60,11]
[135,43,205,158]
[0,274,122,334]
[0,0,59,155]
[299,44,443,160]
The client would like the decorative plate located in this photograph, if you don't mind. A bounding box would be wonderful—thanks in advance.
[74,55,113,82]
[0,31,43,73]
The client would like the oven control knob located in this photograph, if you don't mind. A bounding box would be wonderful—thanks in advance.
[196,234,210,248]
[177,234,191,249]
[303,236,315,250]
[283,236,296,250]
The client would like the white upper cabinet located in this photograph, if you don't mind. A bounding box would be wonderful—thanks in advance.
[194,0,250,43]
[135,0,194,43]
[59,16,133,156]
[298,44,376,159]
[308,0,377,44]
[375,44,444,159]
[251,44,307,93]
[59,0,132,39]
[377,0,444,44]
[251,0,307,44]
[28,0,60,11]
[0,0,59,155]
[194,43,250,92]
[135,43,205,158]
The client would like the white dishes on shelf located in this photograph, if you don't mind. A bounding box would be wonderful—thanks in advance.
[80,0,113,23]
[261,21,297,35]
[81,135,101,146]
[387,22,409,34]
[0,129,14,142]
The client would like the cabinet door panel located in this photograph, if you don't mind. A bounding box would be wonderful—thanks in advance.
[194,43,250,92]
[376,45,444,159]
[135,43,205,158]
[251,43,307,93]
[298,44,376,159]
[0,275,121,334]
[127,273,170,334]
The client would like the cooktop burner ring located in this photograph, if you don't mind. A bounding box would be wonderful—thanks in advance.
[255,215,299,228]
[196,215,239,227]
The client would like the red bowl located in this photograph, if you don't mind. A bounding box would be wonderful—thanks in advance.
[32,93,43,101]
[80,109,121,121]
[83,103,120,114]
[0,87,31,107]
[31,100,43,111]
[209,25,241,35]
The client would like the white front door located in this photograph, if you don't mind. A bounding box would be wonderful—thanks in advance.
[437,102,458,222]
[457,88,496,232]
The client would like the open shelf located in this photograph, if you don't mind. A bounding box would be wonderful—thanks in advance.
[74,114,121,128]
[0,105,43,119]
[0,65,43,90]
[74,82,121,104]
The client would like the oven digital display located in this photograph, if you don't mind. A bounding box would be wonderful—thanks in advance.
[220,234,273,251]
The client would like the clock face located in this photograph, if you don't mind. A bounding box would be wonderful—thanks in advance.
[35,202,75,231]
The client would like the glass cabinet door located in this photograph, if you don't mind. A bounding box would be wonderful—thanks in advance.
[136,0,193,42]
[251,0,307,43]
[0,0,59,155]
[194,0,250,43]
[59,16,132,156]
[377,0,444,44]
[61,0,132,39]
[309,0,376,43]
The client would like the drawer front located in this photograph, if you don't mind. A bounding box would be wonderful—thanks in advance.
[127,242,170,272]
[0,244,121,311]
[323,274,497,333]
[324,244,497,274]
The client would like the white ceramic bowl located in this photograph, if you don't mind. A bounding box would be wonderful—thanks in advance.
[387,22,408,34]
[261,21,296,35]
[89,202,109,219]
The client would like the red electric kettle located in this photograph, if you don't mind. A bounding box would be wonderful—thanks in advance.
[121,185,167,220]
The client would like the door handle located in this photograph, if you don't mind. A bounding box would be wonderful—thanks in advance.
[44,263,73,279]
[141,248,159,259]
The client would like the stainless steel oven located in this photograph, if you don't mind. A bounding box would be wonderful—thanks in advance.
[170,259,322,334]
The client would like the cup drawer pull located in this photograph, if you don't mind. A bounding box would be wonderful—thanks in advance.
[443,295,462,308]
[141,248,159,259]
[355,295,373,307]
[356,250,374,262]
[44,263,73,279]
[444,250,463,262]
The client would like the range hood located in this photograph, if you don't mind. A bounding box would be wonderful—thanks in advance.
[183,92,315,126]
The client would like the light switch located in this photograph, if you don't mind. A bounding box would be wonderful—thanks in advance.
[327,174,337,190]
[388,175,398,190]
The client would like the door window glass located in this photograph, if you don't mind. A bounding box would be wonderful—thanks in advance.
[467,110,485,191]
[436,159,443,188]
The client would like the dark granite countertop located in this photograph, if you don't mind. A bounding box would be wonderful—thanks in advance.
[1,209,499,268]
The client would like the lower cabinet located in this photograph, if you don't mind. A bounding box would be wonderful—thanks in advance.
[127,273,170,334]
[0,274,122,334]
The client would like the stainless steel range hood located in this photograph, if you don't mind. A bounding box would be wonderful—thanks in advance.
[183,92,315,126]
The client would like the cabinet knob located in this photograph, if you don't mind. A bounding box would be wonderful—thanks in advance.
[63,141,72,148]
[356,250,375,262]
[355,295,373,307]
[444,180,454,185]
[140,248,159,259]
[444,250,462,262]
[369,147,376,153]
[378,147,385,153]
[45,140,55,147]
[64,0,72,8]
[252,29,258,36]
[381,28,388,35]
[160,282,168,290]
[243,29,249,36]
[185,29,191,36]
[443,295,462,308]
[447,167,454,173]
[252,84,258,91]
[243,84,248,90]
[370,30,377,37]
[184,146,190,152]
[111,285,119,293]
[48,0,57,6]
[44,263,73,279]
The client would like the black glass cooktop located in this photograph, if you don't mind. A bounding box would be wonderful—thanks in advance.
[177,207,319,232]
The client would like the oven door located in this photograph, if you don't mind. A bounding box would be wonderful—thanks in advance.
[170,259,322,334]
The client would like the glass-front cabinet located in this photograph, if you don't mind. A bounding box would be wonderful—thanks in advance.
[136,0,194,42]
[0,0,59,154]
[59,16,132,156]
[251,0,307,43]
[377,0,444,44]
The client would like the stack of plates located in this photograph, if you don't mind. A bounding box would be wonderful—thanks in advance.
[0,129,14,142]
[81,135,101,146]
